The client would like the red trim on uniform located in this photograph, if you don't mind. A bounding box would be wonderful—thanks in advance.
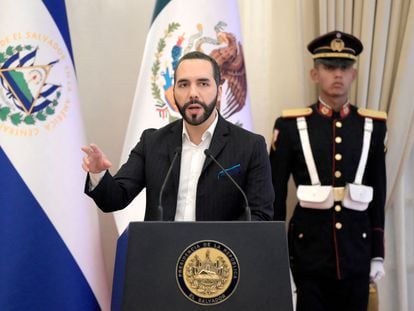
[316,102,332,118]
[317,101,351,119]
[340,103,351,118]
[332,213,342,279]
[317,102,333,117]
[372,228,384,232]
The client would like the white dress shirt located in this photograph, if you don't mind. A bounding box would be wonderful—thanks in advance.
[174,114,218,221]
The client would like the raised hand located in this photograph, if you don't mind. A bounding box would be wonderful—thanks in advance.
[81,143,112,173]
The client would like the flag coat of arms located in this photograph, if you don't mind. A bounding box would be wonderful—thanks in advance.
[114,0,253,233]
[0,1,110,309]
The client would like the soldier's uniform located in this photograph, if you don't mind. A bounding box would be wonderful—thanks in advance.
[269,31,387,311]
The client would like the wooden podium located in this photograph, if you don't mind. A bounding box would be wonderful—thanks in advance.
[112,221,293,311]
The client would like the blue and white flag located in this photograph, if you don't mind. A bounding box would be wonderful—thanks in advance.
[0,1,110,310]
[114,0,253,233]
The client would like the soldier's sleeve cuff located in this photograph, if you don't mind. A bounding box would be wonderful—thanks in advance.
[371,228,385,258]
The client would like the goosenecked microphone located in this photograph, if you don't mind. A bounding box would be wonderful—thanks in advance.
[157,147,182,221]
[204,149,251,221]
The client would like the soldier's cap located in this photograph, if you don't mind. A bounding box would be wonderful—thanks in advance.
[307,30,363,65]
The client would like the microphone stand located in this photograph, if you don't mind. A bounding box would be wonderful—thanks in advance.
[157,147,181,221]
[204,149,251,221]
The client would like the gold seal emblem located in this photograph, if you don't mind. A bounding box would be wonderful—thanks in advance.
[176,240,240,305]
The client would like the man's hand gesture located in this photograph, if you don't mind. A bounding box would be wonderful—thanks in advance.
[81,143,112,173]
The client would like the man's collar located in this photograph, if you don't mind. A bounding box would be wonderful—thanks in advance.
[182,110,218,144]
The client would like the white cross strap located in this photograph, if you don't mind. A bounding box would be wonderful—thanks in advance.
[354,118,373,184]
[297,117,320,185]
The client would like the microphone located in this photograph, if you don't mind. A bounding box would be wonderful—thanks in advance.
[204,149,251,221]
[157,147,182,221]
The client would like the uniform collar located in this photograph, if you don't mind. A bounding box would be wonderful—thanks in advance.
[317,97,351,118]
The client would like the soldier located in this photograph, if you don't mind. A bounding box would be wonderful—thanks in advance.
[269,31,387,311]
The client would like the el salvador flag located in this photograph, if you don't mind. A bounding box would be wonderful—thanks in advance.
[0,1,110,310]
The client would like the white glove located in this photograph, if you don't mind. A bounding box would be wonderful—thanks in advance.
[370,258,385,283]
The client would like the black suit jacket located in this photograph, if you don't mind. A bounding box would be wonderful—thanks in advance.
[86,114,274,221]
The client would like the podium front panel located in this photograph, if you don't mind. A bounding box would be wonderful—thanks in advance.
[113,221,293,311]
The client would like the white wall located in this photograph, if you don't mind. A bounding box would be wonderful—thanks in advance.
[66,0,156,284]
[67,0,155,167]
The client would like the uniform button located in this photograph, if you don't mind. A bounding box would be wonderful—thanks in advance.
[335,222,342,230]
[298,233,304,239]
[335,205,342,212]
[335,171,342,178]
[362,232,367,238]
[335,136,342,144]
[336,121,342,128]
[335,153,342,161]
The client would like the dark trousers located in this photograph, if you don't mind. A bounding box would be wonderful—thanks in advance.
[295,275,370,311]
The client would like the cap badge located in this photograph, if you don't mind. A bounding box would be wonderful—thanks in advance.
[330,38,345,52]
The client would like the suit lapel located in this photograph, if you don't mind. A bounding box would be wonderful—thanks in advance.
[202,114,229,172]
[164,120,183,220]
[167,120,183,159]
[167,120,183,182]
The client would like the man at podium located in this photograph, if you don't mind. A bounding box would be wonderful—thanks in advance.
[81,51,274,221]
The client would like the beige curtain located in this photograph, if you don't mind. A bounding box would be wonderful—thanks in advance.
[239,0,414,310]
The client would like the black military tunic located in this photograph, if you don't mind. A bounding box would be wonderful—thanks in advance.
[269,102,387,280]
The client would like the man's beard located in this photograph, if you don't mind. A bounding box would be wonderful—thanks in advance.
[176,96,217,126]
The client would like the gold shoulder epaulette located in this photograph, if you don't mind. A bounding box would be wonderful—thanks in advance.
[282,108,312,118]
[357,108,387,120]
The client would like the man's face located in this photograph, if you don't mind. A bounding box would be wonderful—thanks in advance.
[173,59,222,126]
[310,62,356,99]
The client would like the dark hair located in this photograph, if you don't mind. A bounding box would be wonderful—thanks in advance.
[174,51,221,86]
